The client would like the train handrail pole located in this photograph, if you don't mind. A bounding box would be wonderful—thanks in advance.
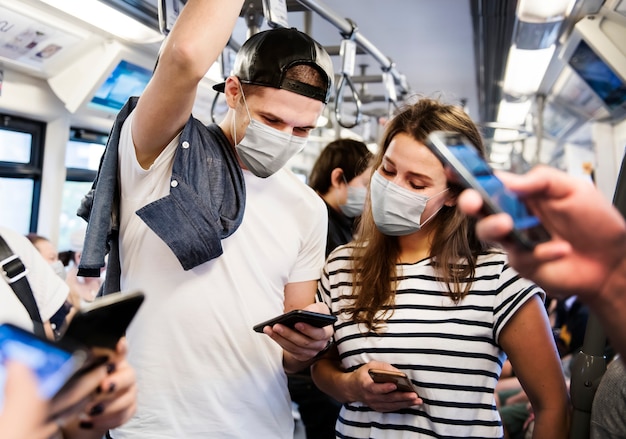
[293,0,410,96]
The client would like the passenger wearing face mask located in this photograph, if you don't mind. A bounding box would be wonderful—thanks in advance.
[76,2,335,437]
[287,138,373,439]
[308,138,374,258]
[310,98,570,439]
[26,233,66,280]
[25,233,75,338]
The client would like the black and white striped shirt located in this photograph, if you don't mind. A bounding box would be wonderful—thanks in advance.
[318,246,544,439]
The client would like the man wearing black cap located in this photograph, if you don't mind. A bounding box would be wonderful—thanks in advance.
[80,1,336,438]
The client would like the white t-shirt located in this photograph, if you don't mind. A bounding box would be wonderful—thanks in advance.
[0,226,68,332]
[112,112,327,439]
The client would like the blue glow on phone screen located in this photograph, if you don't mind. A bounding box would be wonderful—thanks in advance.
[450,145,541,229]
[0,325,77,409]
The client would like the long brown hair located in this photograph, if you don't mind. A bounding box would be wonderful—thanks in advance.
[346,98,490,330]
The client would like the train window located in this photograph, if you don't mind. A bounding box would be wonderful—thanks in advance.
[0,130,32,163]
[65,139,106,171]
[0,177,35,233]
[0,115,44,235]
[58,128,107,251]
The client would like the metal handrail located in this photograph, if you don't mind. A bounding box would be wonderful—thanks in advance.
[334,74,362,129]
[293,0,410,96]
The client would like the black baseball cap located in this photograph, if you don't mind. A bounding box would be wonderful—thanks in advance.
[213,28,334,104]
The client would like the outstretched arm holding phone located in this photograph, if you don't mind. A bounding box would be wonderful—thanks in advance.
[457,165,626,358]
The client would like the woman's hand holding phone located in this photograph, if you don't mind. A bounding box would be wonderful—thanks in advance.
[57,337,137,436]
[368,368,417,393]
[350,361,422,413]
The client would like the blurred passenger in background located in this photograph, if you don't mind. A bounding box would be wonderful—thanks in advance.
[591,353,625,438]
[26,233,66,280]
[65,226,102,304]
[308,138,374,257]
[288,138,373,438]
[26,232,74,336]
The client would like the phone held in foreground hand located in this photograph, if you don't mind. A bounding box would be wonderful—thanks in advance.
[253,309,337,333]
[0,323,88,407]
[368,368,418,394]
[59,290,145,350]
[425,130,551,249]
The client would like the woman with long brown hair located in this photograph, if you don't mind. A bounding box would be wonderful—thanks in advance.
[310,98,570,438]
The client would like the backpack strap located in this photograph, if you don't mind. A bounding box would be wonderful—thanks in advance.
[0,234,46,338]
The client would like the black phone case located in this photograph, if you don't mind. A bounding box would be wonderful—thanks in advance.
[253,310,337,333]
[60,290,145,350]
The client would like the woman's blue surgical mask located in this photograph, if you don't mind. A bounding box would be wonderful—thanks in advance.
[370,171,448,236]
[232,86,308,178]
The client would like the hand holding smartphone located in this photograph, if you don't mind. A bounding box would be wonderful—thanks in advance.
[0,323,88,408]
[425,130,551,249]
[253,310,336,333]
[368,368,418,394]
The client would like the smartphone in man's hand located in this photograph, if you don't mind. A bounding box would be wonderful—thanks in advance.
[253,310,336,333]
[425,130,551,249]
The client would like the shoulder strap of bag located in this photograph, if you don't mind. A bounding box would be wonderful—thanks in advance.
[0,234,46,338]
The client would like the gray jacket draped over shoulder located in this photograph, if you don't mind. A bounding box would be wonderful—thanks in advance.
[77,97,245,295]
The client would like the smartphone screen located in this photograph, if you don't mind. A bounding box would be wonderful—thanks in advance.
[426,131,550,249]
[0,324,85,407]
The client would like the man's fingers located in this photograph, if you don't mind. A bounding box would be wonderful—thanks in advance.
[474,213,514,242]
[456,189,484,216]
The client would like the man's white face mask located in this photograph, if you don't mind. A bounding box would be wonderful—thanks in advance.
[232,85,308,178]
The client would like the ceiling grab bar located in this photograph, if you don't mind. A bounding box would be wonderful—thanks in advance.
[382,69,399,121]
[335,21,362,129]
[293,0,409,97]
